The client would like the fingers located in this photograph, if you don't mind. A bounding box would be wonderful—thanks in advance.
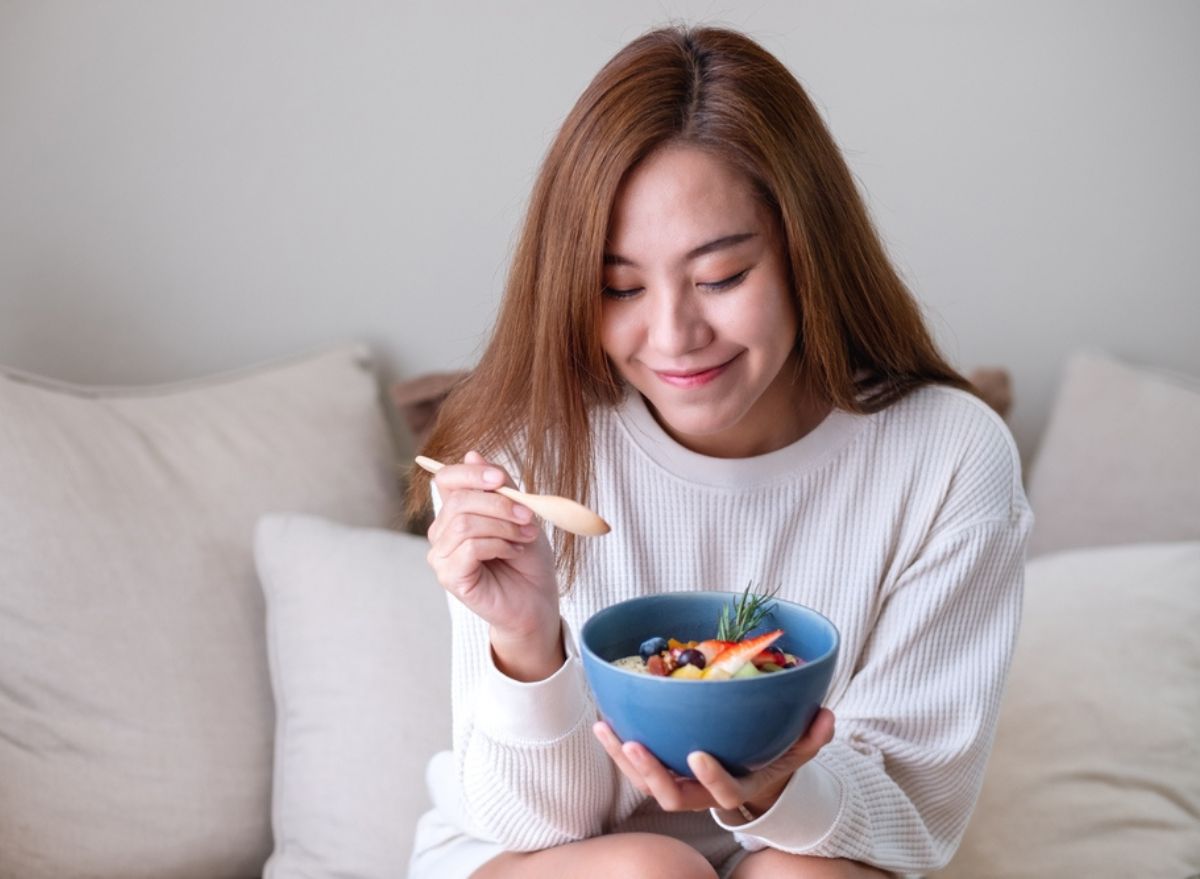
[427,453,532,538]
[799,707,836,754]
[746,707,838,813]
[431,449,515,495]
[686,751,744,810]
[592,722,651,796]
[425,451,540,582]
[592,722,715,811]
[622,741,713,811]
[428,497,538,556]
[760,707,835,776]
[430,535,525,583]
[688,707,838,815]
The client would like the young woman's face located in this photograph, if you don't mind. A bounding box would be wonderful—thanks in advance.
[600,145,809,458]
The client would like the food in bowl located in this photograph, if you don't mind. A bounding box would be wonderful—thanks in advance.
[581,589,839,777]
[611,585,805,679]
[614,629,803,679]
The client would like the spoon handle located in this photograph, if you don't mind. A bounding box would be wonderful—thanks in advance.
[413,455,610,537]
[414,454,527,503]
[414,455,445,475]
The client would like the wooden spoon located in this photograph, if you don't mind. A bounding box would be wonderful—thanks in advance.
[414,455,611,537]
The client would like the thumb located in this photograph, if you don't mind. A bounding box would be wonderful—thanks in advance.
[741,708,836,812]
[780,707,835,768]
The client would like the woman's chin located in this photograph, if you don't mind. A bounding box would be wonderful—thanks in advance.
[653,413,748,456]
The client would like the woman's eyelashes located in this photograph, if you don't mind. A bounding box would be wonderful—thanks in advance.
[700,268,750,291]
[601,284,642,300]
[602,268,751,300]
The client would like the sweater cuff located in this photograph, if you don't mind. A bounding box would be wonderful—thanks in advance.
[710,757,843,851]
[473,618,590,744]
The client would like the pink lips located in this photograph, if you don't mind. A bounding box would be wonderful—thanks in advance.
[653,356,736,389]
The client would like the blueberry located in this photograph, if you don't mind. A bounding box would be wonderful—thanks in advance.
[678,648,706,669]
[639,636,669,661]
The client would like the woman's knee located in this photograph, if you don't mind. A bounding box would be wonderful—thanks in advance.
[473,832,718,879]
[731,849,892,879]
[604,833,718,879]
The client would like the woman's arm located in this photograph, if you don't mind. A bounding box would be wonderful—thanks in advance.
[713,510,1033,873]
[428,451,632,850]
[446,602,634,850]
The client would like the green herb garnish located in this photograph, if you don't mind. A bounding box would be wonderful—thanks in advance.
[716,581,781,642]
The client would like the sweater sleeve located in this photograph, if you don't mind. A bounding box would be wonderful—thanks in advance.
[712,509,1033,874]
[431,484,638,851]
[449,606,637,850]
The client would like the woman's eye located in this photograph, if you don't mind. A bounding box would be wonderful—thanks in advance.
[700,269,749,291]
[602,285,643,300]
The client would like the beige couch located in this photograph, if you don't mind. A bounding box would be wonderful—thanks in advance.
[1,345,1196,878]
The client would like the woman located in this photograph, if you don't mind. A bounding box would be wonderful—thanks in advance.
[407,24,1032,879]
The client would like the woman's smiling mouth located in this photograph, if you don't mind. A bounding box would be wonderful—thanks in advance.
[652,354,741,388]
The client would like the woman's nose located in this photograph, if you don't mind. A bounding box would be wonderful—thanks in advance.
[647,288,712,357]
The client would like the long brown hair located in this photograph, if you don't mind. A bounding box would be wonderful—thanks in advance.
[406,25,972,583]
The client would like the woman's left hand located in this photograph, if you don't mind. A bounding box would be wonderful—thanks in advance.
[592,707,835,816]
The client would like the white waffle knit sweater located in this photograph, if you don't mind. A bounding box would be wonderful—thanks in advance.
[420,384,1033,875]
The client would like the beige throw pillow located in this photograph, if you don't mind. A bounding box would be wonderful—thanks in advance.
[1027,350,1200,556]
[0,346,402,879]
[933,541,1200,879]
[255,514,451,876]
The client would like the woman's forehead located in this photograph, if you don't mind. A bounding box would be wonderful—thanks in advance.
[606,146,768,262]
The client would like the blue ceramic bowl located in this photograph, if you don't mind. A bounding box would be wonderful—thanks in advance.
[580,591,839,778]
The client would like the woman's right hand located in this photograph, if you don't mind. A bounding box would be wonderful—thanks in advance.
[425,450,564,681]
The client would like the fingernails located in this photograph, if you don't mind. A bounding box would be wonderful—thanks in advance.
[519,525,537,539]
[512,504,532,523]
[482,468,504,486]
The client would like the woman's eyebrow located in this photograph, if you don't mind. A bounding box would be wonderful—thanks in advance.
[603,232,758,267]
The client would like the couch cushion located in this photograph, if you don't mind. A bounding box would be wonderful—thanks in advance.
[932,541,1200,879]
[1026,350,1200,556]
[255,513,450,876]
[390,369,467,452]
[0,345,402,879]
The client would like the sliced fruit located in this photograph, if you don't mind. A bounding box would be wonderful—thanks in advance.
[669,663,704,680]
[696,639,734,664]
[702,629,784,680]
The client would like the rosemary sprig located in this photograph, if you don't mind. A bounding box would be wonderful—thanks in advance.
[716,581,781,642]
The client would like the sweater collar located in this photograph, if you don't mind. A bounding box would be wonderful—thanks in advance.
[611,389,870,490]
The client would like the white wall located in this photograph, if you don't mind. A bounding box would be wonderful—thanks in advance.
[1,1,1197,461]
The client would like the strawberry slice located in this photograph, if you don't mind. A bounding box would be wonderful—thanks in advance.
[702,629,784,680]
[696,639,734,665]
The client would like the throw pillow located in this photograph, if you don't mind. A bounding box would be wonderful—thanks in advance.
[0,345,403,879]
[1026,350,1200,556]
[255,513,451,876]
[932,541,1200,879]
